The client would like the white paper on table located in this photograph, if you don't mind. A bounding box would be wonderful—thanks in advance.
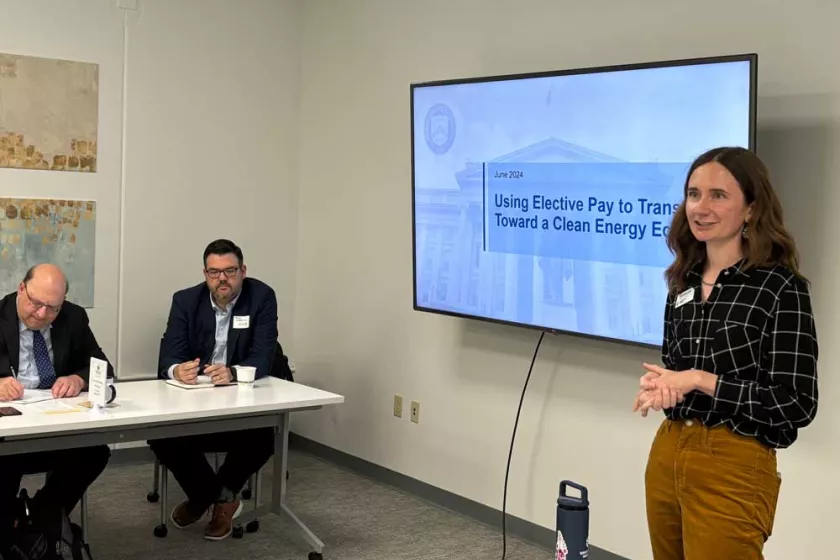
[14,389,55,405]
[27,399,82,414]
[165,375,233,389]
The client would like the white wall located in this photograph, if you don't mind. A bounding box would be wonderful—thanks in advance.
[292,1,840,559]
[119,0,302,377]
[0,0,302,378]
[0,0,125,360]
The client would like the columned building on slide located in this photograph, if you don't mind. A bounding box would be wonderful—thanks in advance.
[414,137,681,344]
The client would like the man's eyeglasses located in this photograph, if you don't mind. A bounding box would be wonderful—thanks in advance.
[24,284,62,314]
[205,267,240,279]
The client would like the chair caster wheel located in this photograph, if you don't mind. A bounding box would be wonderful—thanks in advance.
[241,488,252,500]
[246,520,260,533]
[232,525,244,539]
[153,524,168,538]
[146,491,160,503]
[308,553,323,560]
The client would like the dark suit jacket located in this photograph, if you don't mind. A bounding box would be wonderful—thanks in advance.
[0,292,115,385]
[158,277,279,380]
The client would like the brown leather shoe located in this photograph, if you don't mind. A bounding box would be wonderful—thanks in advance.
[171,500,207,529]
[204,500,243,540]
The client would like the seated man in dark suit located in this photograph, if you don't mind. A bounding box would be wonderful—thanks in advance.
[0,264,113,542]
[149,239,278,541]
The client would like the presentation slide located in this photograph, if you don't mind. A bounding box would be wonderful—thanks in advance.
[412,59,753,345]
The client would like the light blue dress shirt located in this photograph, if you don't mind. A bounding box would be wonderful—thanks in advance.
[168,292,239,378]
[18,320,54,389]
[209,291,238,365]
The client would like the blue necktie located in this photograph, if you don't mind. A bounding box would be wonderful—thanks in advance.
[32,329,56,389]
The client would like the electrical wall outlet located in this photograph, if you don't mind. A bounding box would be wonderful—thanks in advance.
[393,395,403,418]
[410,401,420,423]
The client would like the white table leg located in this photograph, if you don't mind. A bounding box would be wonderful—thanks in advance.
[272,412,324,554]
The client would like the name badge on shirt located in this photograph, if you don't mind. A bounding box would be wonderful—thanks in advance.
[233,315,250,329]
[675,287,694,308]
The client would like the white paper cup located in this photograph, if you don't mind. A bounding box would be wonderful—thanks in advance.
[236,366,257,383]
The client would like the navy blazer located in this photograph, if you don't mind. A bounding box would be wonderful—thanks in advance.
[158,277,279,380]
[0,291,115,384]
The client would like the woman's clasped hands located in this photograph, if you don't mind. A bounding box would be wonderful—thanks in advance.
[632,363,701,417]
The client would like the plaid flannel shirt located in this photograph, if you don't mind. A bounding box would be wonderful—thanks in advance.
[661,260,818,449]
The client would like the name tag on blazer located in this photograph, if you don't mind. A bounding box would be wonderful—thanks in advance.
[233,316,250,329]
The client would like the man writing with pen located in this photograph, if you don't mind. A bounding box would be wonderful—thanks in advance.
[0,264,113,545]
[149,239,280,541]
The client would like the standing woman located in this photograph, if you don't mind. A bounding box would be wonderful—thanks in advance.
[633,146,819,559]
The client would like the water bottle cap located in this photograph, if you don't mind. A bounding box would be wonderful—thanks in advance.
[557,480,589,509]
[557,496,588,510]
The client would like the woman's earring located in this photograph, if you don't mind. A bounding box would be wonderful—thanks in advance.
[741,223,749,238]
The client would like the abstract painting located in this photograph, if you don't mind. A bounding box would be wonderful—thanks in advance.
[0,198,96,307]
[0,53,99,172]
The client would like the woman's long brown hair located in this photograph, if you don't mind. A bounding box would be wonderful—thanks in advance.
[665,147,804,293]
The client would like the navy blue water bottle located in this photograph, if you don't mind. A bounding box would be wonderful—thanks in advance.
[556,480,589,560]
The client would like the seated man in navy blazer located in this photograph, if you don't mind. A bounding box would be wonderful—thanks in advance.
[150,239,278,541]
[0,264,113,542]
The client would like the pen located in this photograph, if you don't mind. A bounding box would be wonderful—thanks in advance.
[9,365,22,401]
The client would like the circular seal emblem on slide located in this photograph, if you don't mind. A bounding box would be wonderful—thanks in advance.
[424,103,456,155]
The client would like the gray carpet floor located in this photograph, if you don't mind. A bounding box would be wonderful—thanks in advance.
[23,449,548,559]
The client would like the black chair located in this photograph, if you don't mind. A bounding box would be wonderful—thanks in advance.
[149,453,261,539]
[147,341,294,538]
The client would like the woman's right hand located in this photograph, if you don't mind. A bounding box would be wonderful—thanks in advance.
[633,370,684,416]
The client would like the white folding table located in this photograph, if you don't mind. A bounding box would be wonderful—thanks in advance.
[0,377,344,559]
